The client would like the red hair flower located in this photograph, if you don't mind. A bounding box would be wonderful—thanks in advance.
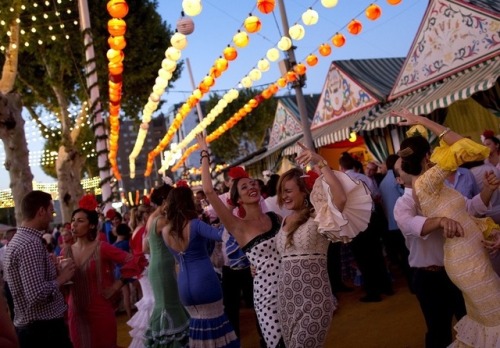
[483,130,495,138]
[79,194,98,211]
[228,166,249,179]
[176,180,189,188]
[302,170,319,192]
[142,196,151,206]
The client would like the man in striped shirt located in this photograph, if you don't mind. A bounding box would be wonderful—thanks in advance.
[4,190,75,348]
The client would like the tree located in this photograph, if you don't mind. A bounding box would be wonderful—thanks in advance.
[205,88,277,162]
[0,0,181,222]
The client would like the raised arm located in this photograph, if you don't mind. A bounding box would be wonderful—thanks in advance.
[295,142,347,212]
[196,134,245,237]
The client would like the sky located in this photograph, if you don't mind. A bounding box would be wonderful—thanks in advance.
[0,0,428,189]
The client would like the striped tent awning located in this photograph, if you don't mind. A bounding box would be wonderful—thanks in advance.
[241,134,303,167]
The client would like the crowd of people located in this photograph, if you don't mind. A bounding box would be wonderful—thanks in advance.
[1,108,500,347]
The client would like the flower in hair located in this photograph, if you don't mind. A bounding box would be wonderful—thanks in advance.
[483,130,495,138]
[79,194,98,211]
[302,170,319,192]
[176,180,189,188]
[228,166,249,180]
[142,196,151,206]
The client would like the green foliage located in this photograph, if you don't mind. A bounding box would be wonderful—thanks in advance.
[205,89,277,162]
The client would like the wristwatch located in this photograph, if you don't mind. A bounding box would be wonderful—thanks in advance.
[317,159,328,170]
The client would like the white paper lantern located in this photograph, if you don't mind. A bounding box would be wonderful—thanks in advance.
[266,47,280,61]
[277,36,292,51]
[182,0,202,16]
[165,47,181,61]
[170,32,187,50]
[302,8,319,25]
[241,76,253,88]
[257,58,270,72]
[161,58,177,72]
[321,0,338,8]
[249,69,262,81]
[289,24,305,40]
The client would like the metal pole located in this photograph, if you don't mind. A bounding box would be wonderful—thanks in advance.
[276,0,315,151]
[77,0,112,210]
[186,58,205,130]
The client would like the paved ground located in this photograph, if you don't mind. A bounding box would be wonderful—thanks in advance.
[117,271,431,348]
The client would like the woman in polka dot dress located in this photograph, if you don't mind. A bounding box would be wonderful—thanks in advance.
[198,135,284,348]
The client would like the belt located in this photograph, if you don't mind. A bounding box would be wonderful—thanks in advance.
[417,265,445,272]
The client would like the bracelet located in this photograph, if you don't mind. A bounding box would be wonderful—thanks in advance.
[200,150,209,157]
[200,154,211,164]
[438,127,450,140]
[317,159,328,170]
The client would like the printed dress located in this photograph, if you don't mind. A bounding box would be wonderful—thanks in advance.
[414,139,500,347]
[241,212,283,348]
[276,173,372,348]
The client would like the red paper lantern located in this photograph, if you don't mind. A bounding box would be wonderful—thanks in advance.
[244,15,262,33]
[319,43,331,56]
[108,18,127,36]
[223,46,238,61]
[365,4,382,20]
[306,54,318,67]
[332,33,345,47]
[108,35,126,50]
[257,0,275,14]
[107,0,129,18]
[347,20,362,35]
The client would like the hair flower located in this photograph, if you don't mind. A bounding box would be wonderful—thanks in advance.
[79,194,98,211]
[228,166,249,179]
[175,180,189,188]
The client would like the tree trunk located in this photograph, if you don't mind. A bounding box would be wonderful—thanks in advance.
[56,145,84,223]
[0,93,33,224]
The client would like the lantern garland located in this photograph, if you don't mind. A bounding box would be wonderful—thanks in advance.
[106,0,129,180]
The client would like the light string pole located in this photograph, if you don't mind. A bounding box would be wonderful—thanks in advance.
[276,0,315,151]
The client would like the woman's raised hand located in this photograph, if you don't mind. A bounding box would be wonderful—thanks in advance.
[392,108,424,126]
[295,142,323,167]
[196,133,208,151]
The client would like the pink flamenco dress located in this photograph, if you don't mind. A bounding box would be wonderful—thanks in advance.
[63,241,146,348]
[275,172,372,348]
[414,138,500,347]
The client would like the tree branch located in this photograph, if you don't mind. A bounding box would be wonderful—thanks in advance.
[0,14,20,94]
[70,102,87,143]
[25,105,50,135]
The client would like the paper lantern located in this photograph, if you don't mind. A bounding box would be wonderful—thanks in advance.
[161,58,176,72]
[321,0,338,8]
[249,69,262,81]
[266,48,280,61]
[107,0,129,18]
[223,46,238,61]
[257,0,275,14]
[107,48,124,63]
[277,36,292,51]
[319,43,331,56]
[244,15,262,33]
[306,54,318,66]
[108,62,123,75]
[289,24,305,40]
[261,89,272,99]
[108,18,126,36]
[387,0,402,5]
[241,76,253,88]
[294,63,306,75]
[177,14,195,35]
[244,104,252,113]
[170,32,187,50]
[165,47,181,61]
[332,33,345,47]
[365,4,382,20]
[277,77,287,88]
[233,31,249,48]
[193,89,202,99]
[286,71,298,82]
[108,35,126,50]
[347,20,362,35]
[182,0,202,16]
[257,58,270,72]
[215,57,228,72]
[302,8,319,26]
[269,83,279,94]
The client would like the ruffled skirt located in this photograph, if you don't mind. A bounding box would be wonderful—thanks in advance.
[128,274,155,347]
[449,315,500,347]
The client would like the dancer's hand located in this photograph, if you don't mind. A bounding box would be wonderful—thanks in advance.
[295,142,324,167]
[196,133,209,152]
[439,217,464,238]
[392,108,424,126]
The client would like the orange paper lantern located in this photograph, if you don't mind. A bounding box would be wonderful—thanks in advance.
[319,43,331,56]
[294,64,307,76]
[286,71,298,82]
[108,35,126,50]
[332,33,345,47]
[257,0,275,14]
[108,62,124,75]
[387,0,402,5]
[244,15,262,33]
[107,18,127,36]
[306,54,318,66]
[269,84,279,94]
[347,20,362,35]
[365,4,382,20]
[209,66,222,78]
[107,0,129,18]
[261,89,272,99]
[223,46,238,61]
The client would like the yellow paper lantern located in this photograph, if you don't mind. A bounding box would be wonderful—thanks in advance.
[215,57,228,72]
[107,18,126,36]
[233,31,250,48]
[170,32,187,50]
[257,58,270,72]
[244,15,262,33]
[289,24,305,40]
[302,8,319,25]
[182,0,202,16]
[266,48,280,61]
[223,46,238,61]
[277,36,292,51]
[321,0,338,8]
[249,69,262,81]
[108,35,126,50]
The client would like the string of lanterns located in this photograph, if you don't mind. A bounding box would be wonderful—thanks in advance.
[106,0,129,181]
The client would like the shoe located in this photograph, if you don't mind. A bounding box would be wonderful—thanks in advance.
[360,295,382,303]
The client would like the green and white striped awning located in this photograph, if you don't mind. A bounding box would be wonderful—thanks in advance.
[242,134,303,167]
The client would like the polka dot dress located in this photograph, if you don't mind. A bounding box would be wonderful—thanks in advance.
[242,212,283,348]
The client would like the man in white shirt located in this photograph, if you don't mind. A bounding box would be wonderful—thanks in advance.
[393,157,495,348]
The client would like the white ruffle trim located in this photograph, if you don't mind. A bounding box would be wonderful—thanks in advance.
[449,315,500,347]
[311,171,373,243]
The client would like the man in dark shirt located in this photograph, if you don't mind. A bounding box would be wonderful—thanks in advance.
[4,190,75,347]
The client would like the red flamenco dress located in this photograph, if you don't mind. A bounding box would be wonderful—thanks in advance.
[63,241,145,348]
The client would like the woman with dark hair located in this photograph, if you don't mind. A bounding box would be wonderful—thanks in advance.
[275,145,371,348]
[393,108,500,347]
[162,186,238,347]
[197,134,284,348]
[63,196,145,348]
